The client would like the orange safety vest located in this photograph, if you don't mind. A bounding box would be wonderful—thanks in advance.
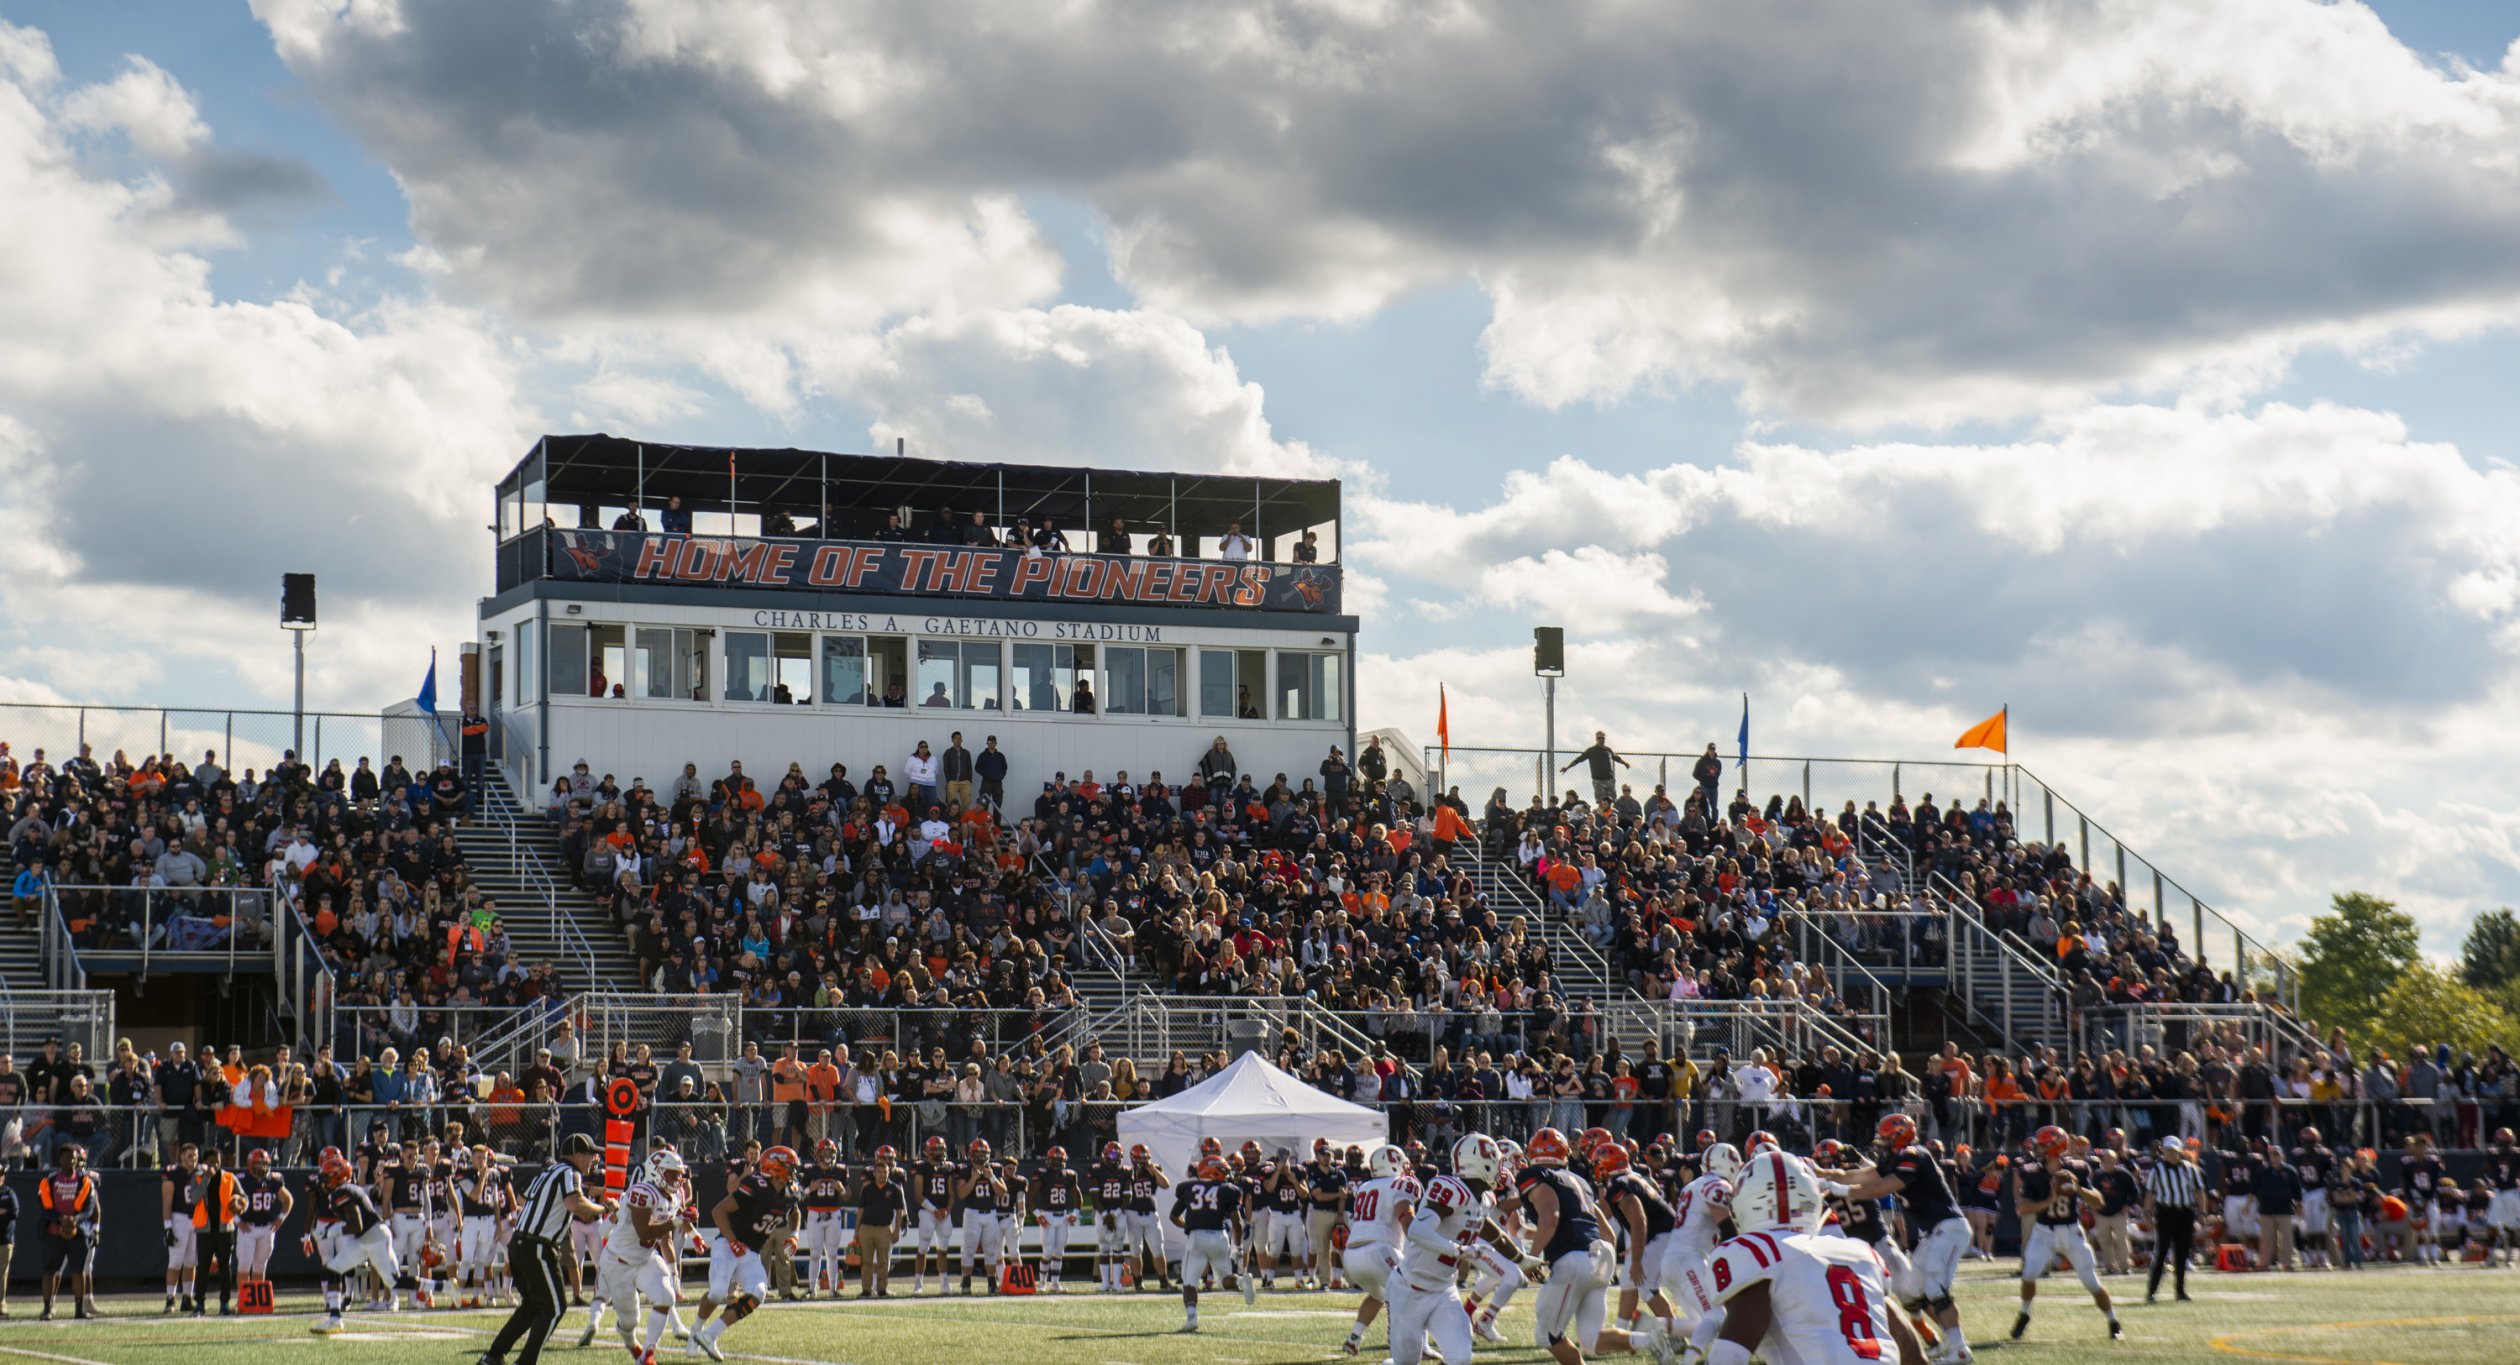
[192,1169,239,1229]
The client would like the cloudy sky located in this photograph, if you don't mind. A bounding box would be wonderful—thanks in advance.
[4,0,2519,954]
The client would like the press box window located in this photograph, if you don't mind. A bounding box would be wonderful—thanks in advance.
[725,631,811,702]
[917,639,1003,710]
[590,625,627,696]
[1105,646,1183,717]
[547,622,588,698]
[633,628,709,701]
[1276,652,1343,722]
[1199,648,1268,719]
[1011,642,1098,712]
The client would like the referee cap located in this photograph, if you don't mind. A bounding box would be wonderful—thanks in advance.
[559,1132,599,1158]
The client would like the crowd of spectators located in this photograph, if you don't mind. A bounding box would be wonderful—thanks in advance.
[1,736,565,1025]
[582,495,1323,566]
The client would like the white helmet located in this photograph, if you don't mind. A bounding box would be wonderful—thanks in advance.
[1729,1150,1826,1234]
[1368,1144,1413,1181]
[1495,1138,1523,1174]
[645,1149,687,1184]
[1701,1142,1743,1182]
[1451,1133,1503,1187]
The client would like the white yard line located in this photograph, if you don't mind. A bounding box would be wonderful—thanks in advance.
[0,1345,121,1365]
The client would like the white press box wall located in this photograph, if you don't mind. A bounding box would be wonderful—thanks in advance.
[481,595,1354,805]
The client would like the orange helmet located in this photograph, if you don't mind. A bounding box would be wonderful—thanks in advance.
[1200,1156,1231,1180]
[758,1145,800,1182]
[245,1148,272,1173]
[1745,1130,1779,1155]
[1130,1144,1151,1161]
[1592,1144,1633,1178]
[968,1138,991,1162]
[320,1156,355,1189]
[1045,1146,1068,1166]
[1814,1139,1846,1166]
[2033,1125,2071,1161]
[1876,1114,1918,1150]
[1576,1127,1612,1160]
[1526,1128,1571,1165]
[1200,1136,1224,1157]
[925,1135,948,1159]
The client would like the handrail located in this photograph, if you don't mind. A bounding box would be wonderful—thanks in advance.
[1930,871,2069,1056]
[1462,841,1625,995]
[2011,764,2297,1012]
[42,883,266,977]
[39,883,87,991]
[488,774,604,989]
[1775,910,1897,1043]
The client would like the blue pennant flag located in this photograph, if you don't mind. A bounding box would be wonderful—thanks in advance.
[1735,693,1748,772]
[417,652,438,715]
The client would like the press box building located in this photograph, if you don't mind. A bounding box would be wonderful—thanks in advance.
[477,436,1353,804]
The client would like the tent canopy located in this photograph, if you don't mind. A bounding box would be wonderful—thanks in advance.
[1116,1052,1388,1191]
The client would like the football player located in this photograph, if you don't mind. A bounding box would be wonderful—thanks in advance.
[236,1149,295,1292]
[1170,1154,1252,1331]
[1340,1144,1421,1356]
[2008,1126,2117,1343]
[1034,1146,1085,1292]
[1519,1128,1675,1365]
[692,1145,799,1361]
[1688,1150,1928,1365]
[1391,1134,1555,1365]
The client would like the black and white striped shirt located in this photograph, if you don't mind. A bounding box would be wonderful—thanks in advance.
[514,1162,584,1243]
[2143,1158,2205,1209]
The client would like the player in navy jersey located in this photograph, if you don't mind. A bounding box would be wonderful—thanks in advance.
[694,1144,799,1360]
[1033,1147,1085,1292]
[1089,1142,1133,1292]
[1171,1156,1251,1331]
[2483,1129,2520,1265]
[910,1136,958,1294]
[2288,1129,2337,1269]
[1827,1113,1972,1363]
[235,1149,294,1292]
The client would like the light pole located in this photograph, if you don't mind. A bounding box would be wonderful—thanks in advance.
[1534,626,1564,800]
[282,573,317,755]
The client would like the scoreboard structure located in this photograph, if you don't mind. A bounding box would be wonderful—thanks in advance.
[478,435,1354,800]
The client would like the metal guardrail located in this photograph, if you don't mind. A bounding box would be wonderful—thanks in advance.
[1932,871,2070,1056]
[43,882,272,976]
[0,988,116,1061]
[0,700,454,785]
[25,1091,2487,1175]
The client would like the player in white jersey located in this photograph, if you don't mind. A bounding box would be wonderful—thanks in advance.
[1687,1150,1929,1365]
[1388,1135,1550,1365]
[1340,1145,1421,1357]
[592,1150,689,1365]
[1464,1139,1530,1343]
[1657,1142,1739,1360]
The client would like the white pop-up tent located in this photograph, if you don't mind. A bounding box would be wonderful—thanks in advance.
[1116,1052,1389,1205]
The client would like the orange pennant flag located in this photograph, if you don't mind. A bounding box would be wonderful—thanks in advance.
[1437,684,1451,761]
[1954,706,2008,754]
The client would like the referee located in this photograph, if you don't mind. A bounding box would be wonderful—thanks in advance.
[479,1133,610,1365]
[2143,1136,2206,1303]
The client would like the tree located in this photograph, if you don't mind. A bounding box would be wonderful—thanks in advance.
[2367,962,2519,1059]
[2296,892,2420,1038]
[2459,908,2520,992]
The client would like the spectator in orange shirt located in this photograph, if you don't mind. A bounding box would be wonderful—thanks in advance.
[805,1048,846,1150]
[770,1043,811,1150]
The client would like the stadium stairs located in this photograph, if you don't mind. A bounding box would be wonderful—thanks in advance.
[456,767,644,996]
[0,906,45,989]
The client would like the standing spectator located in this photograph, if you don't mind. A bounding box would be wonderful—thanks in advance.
[2254,1147,2303,1270]
[660,496,692,534]
[730,1041,769,1148]
[1196,737,1237,807]
[1562,730,1631,807]
[1101,517,1132,555]
[974,736,1008,813]
[904,742,939,813]
[1691,744,1724,817]
[1318,746,1351,815]
[961,509,998,546]
[941,733,976,813]
[1218,521,1254,561]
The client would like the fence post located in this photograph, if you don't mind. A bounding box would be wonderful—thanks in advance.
[315,714,324,770]
[1891,763,1901,801]
[1802,761,1811,811]
[2192,896,2203,959]
[2042,786,2053,845]
[159,711,167,757]
[2152,869,2164,929]
[2078,815,2089,877]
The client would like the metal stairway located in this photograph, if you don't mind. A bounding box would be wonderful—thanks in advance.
[453,768,643,996]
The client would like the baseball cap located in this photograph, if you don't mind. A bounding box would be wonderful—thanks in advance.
[2159,1136,2183,1154]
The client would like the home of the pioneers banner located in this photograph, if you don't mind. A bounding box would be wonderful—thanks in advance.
[549,530,1342,614]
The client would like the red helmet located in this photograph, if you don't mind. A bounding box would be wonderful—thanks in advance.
[2102,1126,2125,1147]
[925,1135,948,1158]
[1130,1144,1151,1161]
[1592,1144,1633,1178]
[874,1145,899,1161]
[1695,1129,1718,1150]
[246,1148,272,1173]
[1200,1156,1230,1180]
[1745,1130,1778,1155]
[1103,1141,1123,1162]
[2032,1125,2071,1161]
[1045,1146,1068,1165]
[814,1137,839,1160]
[968,1138,991,1161]
[1876,1114,1917,1150]
[1241,1139,1263,1157]
[319,1145,346,1167]
[758,1146,800,1182]
[1526,1128,1570,1165]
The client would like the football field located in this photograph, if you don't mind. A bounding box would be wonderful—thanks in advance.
[8,1263,2513,1365]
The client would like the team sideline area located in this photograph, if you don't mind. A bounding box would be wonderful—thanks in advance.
[16,1264,2508,1365]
